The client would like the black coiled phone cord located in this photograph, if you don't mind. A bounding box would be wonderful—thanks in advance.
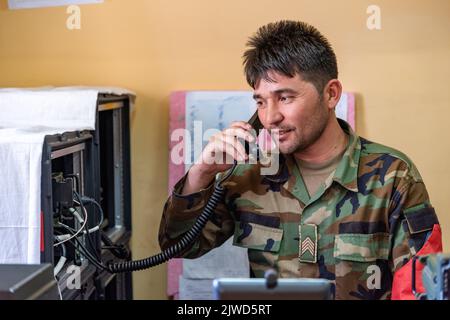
[107,163,236,273]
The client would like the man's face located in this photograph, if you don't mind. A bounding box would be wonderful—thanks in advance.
[253,71,330,155]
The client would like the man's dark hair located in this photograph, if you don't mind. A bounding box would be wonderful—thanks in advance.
[243,20,338,94]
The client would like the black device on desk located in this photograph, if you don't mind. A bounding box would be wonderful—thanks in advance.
[0,264,60,300]
[213,269,333,300]
[213,279,332,300]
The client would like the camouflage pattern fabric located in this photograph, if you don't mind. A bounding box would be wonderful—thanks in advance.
[159,119,440,300]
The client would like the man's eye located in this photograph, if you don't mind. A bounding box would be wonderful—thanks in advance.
[256,101,264,108]
[280,96,293,103]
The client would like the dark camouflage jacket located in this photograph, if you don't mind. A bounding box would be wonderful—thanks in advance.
[159,119,440,300]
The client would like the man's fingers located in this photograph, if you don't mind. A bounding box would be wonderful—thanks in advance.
[223,127,255,143]
[216,141,246,163]
[202,123,260,165]
[230,121,253,131]
[214,135,247,160]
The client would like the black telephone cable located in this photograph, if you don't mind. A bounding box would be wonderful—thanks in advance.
[107,162,236,273]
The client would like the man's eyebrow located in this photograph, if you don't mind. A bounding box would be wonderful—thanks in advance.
[273,88,299,95]
[253,93,262,100]
[253,88,299,100]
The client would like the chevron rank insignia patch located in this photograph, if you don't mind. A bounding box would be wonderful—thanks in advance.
[299,224,318,263]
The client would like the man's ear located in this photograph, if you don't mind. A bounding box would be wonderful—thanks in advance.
[323,79,342,110]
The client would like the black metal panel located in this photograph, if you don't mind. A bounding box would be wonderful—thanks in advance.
[38,94,133,300]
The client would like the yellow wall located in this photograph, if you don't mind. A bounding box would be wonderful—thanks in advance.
[0,0,448,299]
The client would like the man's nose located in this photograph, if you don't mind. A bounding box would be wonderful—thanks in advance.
[265,101,283,127]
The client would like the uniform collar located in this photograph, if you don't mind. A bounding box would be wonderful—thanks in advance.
[331,119,360,193]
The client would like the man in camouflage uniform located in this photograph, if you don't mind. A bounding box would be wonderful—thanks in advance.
[159,20,442,299]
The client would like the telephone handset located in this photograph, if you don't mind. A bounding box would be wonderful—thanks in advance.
[108,112,262,273]
[248,110,263,131]
[245,111,262,161]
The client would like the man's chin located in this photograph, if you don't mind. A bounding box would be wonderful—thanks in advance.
[278,142,305,155]
[278,145,297,155]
